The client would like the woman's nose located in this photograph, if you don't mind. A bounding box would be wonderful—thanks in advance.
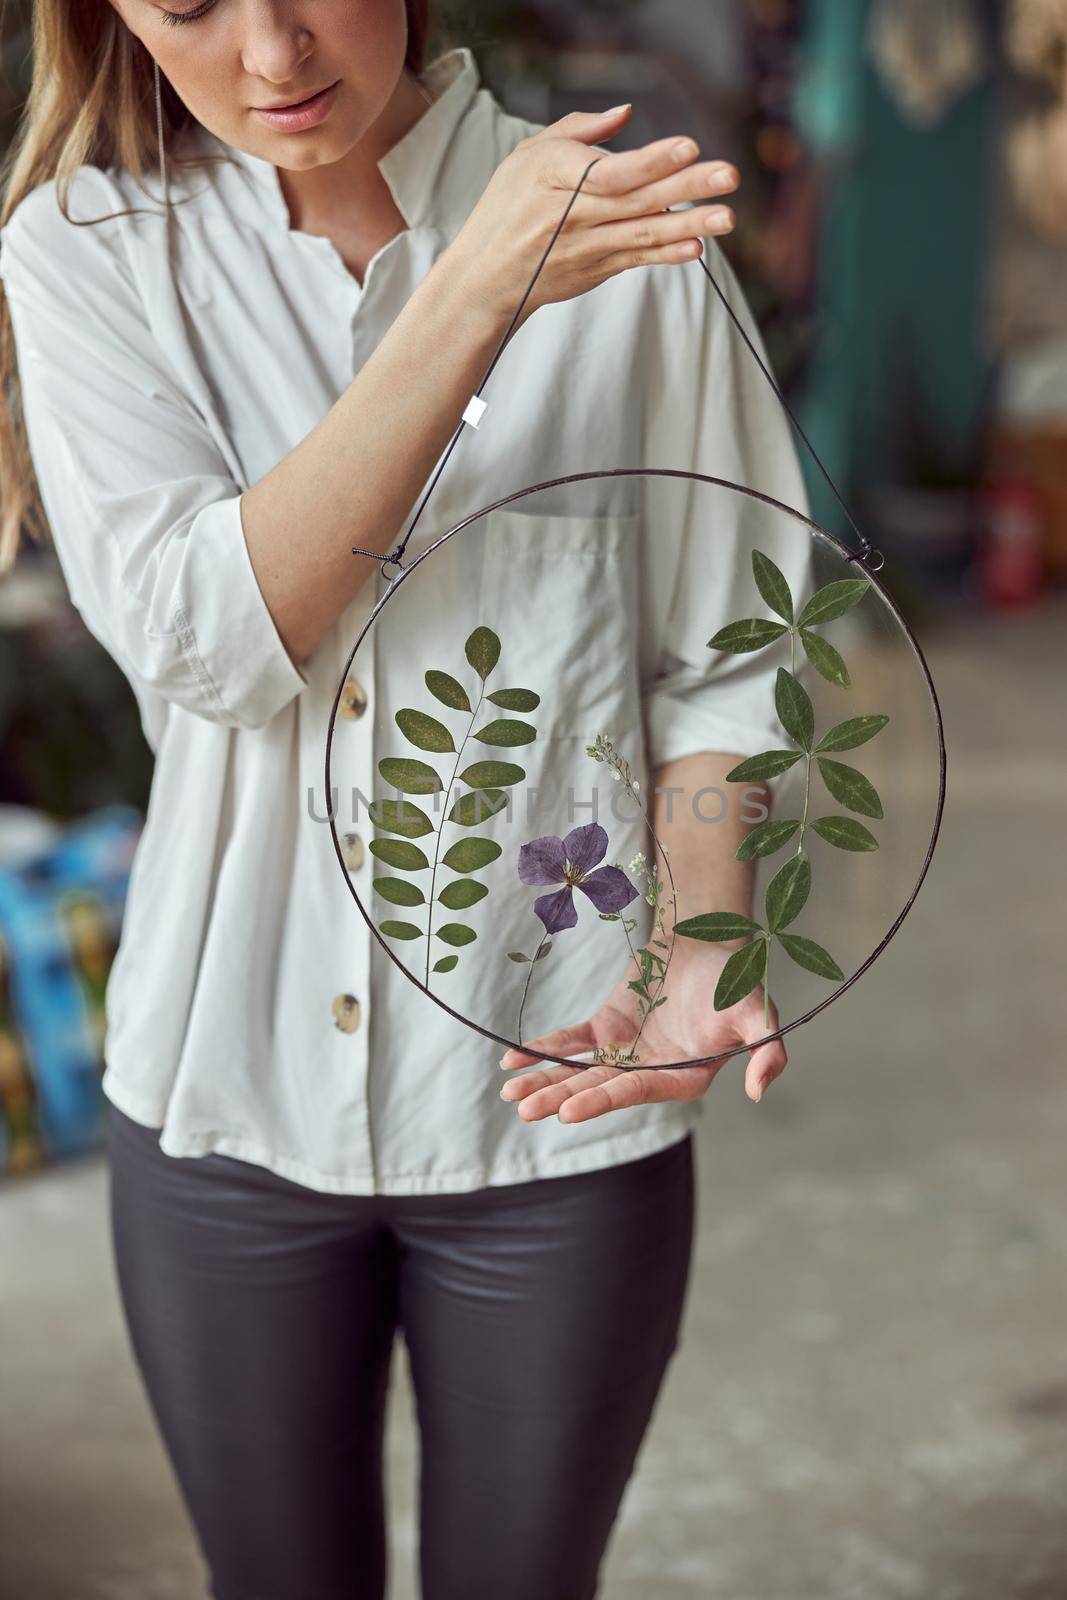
[240,9,315,87]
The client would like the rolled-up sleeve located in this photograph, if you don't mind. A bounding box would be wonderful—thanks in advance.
[638,233,815,768]
[0,184,309,731]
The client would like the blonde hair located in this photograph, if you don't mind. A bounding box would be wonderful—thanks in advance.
[0,0,433,576]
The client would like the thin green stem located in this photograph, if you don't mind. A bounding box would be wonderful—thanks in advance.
[516,929,550,1043]
[796,751,813,857]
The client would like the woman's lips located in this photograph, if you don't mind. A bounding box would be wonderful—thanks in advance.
[253,79,340,132]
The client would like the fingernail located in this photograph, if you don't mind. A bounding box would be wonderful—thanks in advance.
[499,1057,509,1071]
[704,207,733,231]
[672,138,698,163]
[753,1081,764,1102]
[605,103,631,114]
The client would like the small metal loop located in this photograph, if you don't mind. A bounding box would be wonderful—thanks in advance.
[845,543,885,572]
[350,545,406,583]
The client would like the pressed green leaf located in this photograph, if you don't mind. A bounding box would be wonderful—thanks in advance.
[815,757,884,819]
[674,911,764,943]
[473,718,537,747]
[800,628,851,689]
[395,707,455,753]
[810,814,879,852]
[438,878,488,910]
[368,798,434,839]
[425,670,471,712]
[534,942,552,961]
[436,923,478,947]
[725,749,803,783]
[815,714,890,753]
[797,578,870,629]
[377,757,443,795]
[369,838,430,872]
[459,759,526,789]
[775,667,814,751]
[433,955,459,973]
[487,687,541,711]
[752,549,794,623]
[507,951,531,963]
[372,877,425,906]
[765,854,812,933]
[441,836,502,873]
[776,931,844,981]
[736,818,800,860]
[707,618,789,654]
[714,937,768,1010]
[465,626,501,680]
[379,920,423,941]
[447,789,509,827]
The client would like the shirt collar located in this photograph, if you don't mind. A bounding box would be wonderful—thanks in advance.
[379,46,482,227]
[193,46,484,232]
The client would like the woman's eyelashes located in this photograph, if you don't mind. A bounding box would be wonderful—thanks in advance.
[160,0,217,25]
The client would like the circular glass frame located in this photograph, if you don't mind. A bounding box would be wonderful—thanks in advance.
[325,469,947,1072]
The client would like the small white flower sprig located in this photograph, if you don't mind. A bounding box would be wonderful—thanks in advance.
[585,733,678,1066]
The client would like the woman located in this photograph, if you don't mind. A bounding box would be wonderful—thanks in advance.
[0,3,805,1595]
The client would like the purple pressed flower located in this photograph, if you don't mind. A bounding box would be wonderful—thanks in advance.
[517,821,640,934]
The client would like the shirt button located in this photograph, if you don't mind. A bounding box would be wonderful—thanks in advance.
[339,676,368,719]
[331,993,362,1034]
[341,831,365,872]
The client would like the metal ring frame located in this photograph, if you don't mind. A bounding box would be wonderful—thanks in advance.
[325,468,947,1074]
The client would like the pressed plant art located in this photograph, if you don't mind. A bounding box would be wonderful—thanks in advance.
[510,734,679,1067]
[368,625,541,988]
[511,818,641,1048]
[586,736,679,1064]
[674,550,890,1028]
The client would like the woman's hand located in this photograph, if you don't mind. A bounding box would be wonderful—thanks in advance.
[499,944,787,1123]
[446,104,738,325]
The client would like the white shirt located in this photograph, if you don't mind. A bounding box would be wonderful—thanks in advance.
[0,47,810,1194]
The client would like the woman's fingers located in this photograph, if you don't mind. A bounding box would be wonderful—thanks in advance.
[512,1063,716,1123]
[744,1036,787,1102]
[528,104,634,147]
[580,133,706,199]
[736,998,789,1102]
[498,1022,595,1073]
[501,1060,616,1106]
[592,202,734,265]
[610,159,739,219]
[506,1062,633,1119]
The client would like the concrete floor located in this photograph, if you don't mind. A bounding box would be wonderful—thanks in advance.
[2,591,1066,1599]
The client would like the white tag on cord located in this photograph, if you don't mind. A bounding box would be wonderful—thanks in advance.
[462,395,488,429]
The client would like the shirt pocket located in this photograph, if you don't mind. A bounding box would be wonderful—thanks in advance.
[474,506,643,741]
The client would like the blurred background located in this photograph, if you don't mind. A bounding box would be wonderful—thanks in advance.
[1,1,1065,1596]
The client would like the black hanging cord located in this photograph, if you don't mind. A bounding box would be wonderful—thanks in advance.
[351,155,882,576]
[693,254,881,570]
[351,157,604,577]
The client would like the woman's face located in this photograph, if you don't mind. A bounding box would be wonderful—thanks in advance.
[111,0,410,169]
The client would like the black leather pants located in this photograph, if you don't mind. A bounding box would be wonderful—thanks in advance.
[106,1103,695,1600]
